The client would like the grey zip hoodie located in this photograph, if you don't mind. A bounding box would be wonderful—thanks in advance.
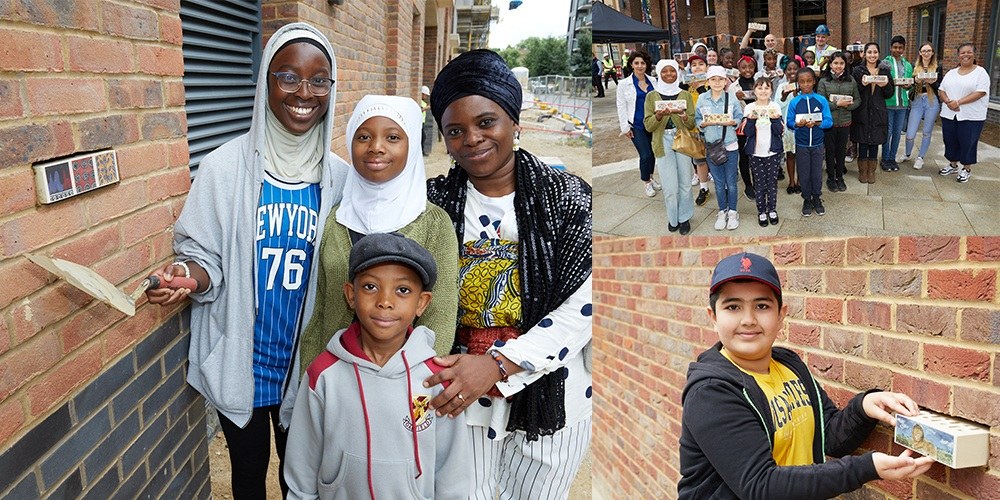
[284,324,471,500]
[173,23,349,428]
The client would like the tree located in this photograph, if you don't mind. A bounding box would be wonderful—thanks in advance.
[497,45,521,68]
[518,36,570,77]
[569,29,592,77]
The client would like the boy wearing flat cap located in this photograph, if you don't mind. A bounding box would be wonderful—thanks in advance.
[678,252,934,499]
[284,233,470,500]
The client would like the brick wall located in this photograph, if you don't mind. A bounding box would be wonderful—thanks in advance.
[593,236,1000,499]
[0,0,207,497]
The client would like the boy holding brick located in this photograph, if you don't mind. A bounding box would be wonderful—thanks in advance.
[678,252,934,499]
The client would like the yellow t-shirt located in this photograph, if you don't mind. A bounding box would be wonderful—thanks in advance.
[722,350,816,466]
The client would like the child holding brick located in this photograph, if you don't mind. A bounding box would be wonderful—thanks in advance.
[679,252,935,499]
[785,67,833,217]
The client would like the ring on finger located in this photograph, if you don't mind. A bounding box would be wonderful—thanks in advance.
[457,394,466,403]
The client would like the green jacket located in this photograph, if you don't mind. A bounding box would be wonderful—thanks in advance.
[817,75,861,127]
[298,202,459,372]
[883,55,913,108]
[643,89,696,157]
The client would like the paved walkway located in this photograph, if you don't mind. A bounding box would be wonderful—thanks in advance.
[593,82,1000,236]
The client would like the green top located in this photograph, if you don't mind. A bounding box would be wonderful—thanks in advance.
[816,76,861,127]
[298,202,459,371]
[643,89,696,157]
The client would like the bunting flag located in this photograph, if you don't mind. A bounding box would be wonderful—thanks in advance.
[683,33,822,50]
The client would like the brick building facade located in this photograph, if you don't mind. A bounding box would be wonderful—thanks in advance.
[593,236,1000,499]
[0,1,452,497]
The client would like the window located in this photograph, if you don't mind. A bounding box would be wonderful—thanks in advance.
[792,0,825,55]
[181,0,262,175]
[705,0,715,18]
[745,0,768,48]
[989,1,1000,103]
[915,3,946,61]
[874,14,893,60]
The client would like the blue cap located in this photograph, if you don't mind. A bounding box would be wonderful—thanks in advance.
[710,252,782,298]
[815,24,830,36]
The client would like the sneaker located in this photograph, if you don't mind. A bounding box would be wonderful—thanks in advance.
[837,178,847,192]
[814,197,826,215]
[727,210,740,230]
[890,161,900,172]
[826,178,837,192]
[802,197,813,217]
[714,210,728,230]
[650,178,662,191]
[644,182,655,197]
[691,175,700,186]
[744,187,756,201]
[708,172,714,182]
[758,213,768,227]
[957,169,971,183]
[696,188,710,206]
[913,157,924,170]
[880,160,891,172]
[939,164,960,176]
[768,211,779,225]
[679,220,691,235]
[898,153,910,163]
[845,155,855,163]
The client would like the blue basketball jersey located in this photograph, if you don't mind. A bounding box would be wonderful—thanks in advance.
[253,172,320,407]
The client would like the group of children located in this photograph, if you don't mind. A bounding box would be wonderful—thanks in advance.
[644,32,948,230]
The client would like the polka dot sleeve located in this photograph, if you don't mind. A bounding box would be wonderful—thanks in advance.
[493,276,593,398]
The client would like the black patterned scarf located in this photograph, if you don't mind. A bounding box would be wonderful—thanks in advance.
[427,149,592,440]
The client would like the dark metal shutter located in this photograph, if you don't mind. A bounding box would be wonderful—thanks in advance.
[181,0,261,175]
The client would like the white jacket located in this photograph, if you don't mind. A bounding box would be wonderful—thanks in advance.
[616,74,651,135]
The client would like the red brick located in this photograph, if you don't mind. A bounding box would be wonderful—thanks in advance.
[847,237,895,265]
[959,308,1000,344]
[26,342,103,416]
[150,231,176,264]
[108,78,164,109]
[122,205,176,245]
[51,224,122,267]
[966,237,1000,262]
[137,44,184,76]
[807,350,844,382]
[898,236,960,263]
[806,297,842,323]
[101,1,158,39]
[0,79,23,119]
[872,478,914,499]
[867,333,919,369]
[949,468,1000,500]
[93,240,154,287]
[0,332,61,401]
[771,242,802,265]
[58,303,122,354]
[0,315,9,356]
[788,322,820,347]
[0,202,88,258]
[0,28,62,71]
[51,120,76,158]
[135,0,180,11]
[826,269,867,296]
[0,395,25,447]
[847,300,891,330]
[10,282,94,343]
[66,35,134,73]
[0,257,51,311]
[146,168,190,202]
[0,168,37,215]
[164,80,186,107]
[84,180,148,226]
[1,0,100,30]
[0,122,57,168]
[869,269,922,298]
[26,77,107,115]
[914,480,962,500]
[895,304,957,338]
[140,110,185,140]
[159,12,183,45]
[77,113,141,151]
[923,344,991,382]
[891,373,950,413]
[927,269,996,302]
[844,360,892,390]
[804,240,845,265]
[104,300,164,360]
[116,142,168,178]
[785,269,823,293]
[823,326,864,356]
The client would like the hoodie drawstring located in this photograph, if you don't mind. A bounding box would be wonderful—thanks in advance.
[353,363,376,500]
[402,351,424,479]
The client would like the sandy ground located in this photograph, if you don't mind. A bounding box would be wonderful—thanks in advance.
[208,104,593,499]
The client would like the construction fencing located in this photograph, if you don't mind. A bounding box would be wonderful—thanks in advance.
[527,75,592,145]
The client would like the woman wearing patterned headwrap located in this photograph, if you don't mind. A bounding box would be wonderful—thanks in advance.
[423,49,593,499]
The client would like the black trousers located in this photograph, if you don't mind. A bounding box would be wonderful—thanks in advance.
[604,70,618,88]
[824,126,850,179]
[736,135,754,192]
[592,75,604,96]
[218,405,289,500]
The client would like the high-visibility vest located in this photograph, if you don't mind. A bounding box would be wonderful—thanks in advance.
[603,58,614,70]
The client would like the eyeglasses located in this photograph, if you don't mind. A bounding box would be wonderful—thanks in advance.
[270,72,335,96]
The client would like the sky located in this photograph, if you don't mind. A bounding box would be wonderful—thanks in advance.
[488,0,571,49]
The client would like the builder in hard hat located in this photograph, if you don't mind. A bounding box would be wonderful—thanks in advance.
[603,53,618,88]
[622,48,632,77]
[805,24,838,69]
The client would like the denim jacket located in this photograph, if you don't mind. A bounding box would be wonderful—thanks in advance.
[695,90,743,147]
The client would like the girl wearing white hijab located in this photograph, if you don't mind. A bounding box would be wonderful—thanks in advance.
[643,59,698,234]
[295,95,459,376]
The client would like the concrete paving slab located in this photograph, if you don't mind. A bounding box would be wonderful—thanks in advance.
[594,192,651,233]
[961,203,1000,235]
[883,198,974,235]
